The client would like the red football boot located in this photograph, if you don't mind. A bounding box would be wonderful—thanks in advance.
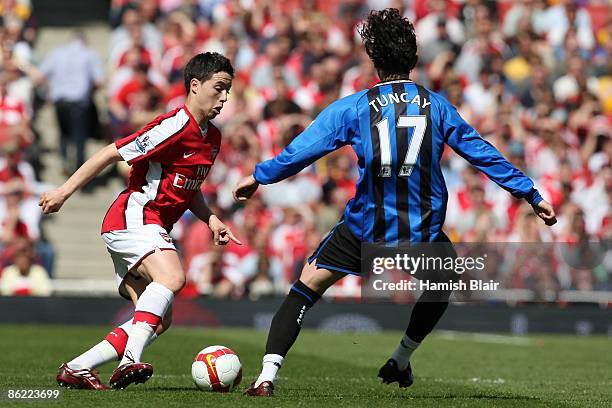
[244,381,274,397]
[109,362,153,390]
[56,363,110,390]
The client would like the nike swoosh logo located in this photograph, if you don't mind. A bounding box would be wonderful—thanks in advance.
[206,354,216,374]
[183,152,196,158]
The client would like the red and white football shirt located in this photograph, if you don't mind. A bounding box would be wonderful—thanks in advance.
[102,105,221,233]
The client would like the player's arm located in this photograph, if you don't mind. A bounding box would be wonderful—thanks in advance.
[189,192,241,245]
[233,99,357,200]
[39,143,123,214]
[440,99,556,226]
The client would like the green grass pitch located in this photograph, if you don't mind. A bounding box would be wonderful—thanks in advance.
[0,325,610,407]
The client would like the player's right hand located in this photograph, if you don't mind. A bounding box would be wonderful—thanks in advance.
[39,187,69,214]
[532,200,557,226]
[232,175,259,201]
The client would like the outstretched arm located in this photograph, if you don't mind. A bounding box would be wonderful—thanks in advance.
[190,192,242,245]
[39,143,122,214]
[440,98,557,226]
[233,98,358,200]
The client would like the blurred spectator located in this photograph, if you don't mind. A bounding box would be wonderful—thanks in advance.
[415,0,465,49]
[108,47,166,98]
[0,68,32,149]
[0,238,51,296]
[38,31,103,174]
[0,0,33,24]
[109,5,162,59]
[502,0,548,38]
[251,37,300,91]
[0,143,42,240]
[1,15,32,63]
[109,62,163,138]
[543,0,594,52]
[187,236,258,299]
[552,56,598,105]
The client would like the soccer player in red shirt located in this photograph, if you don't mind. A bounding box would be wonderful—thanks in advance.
[39,52,240,390]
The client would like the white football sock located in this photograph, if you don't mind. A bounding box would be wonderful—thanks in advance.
[67,320,133,370]
[120,282,174,366]
[120,323,153,365]
[67,315,164,370]
[391,334,420,370]
[67,340,118,370]
[255,354,284,386]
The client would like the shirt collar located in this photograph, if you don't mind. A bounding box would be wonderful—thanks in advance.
[374,79,413,87]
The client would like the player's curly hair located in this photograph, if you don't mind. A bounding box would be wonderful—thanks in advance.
[184,52,234,92]
[359,8,418,79]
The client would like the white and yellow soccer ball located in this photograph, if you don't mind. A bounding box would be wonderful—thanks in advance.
[192,345,242,392]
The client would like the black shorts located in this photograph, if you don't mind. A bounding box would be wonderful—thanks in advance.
[308,220,361,275]
[308,220,457,279]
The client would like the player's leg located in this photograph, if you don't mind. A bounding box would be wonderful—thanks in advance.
[247,220,360,396]
[380,232,456,387]
[246,262,344,396]
[378,289,451,388]
[58,275,174,390]
[64,319,132,372]
[118,249,183,366]
[109,248,184,389]
[66,274,172,371]
[398,290,450,364]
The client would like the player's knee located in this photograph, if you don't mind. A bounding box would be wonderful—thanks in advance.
[169,274,186,293]
[299,270,324,294]
[299,262,335,294]
[156,271,186,294]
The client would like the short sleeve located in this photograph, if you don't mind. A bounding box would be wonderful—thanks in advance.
[115,108,190,165]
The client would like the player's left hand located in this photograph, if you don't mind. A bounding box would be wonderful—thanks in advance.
[232,175,259,201]
[208,215,242,246]
[532,200,557,226]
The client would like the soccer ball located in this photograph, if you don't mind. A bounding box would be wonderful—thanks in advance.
[191,345,242,392]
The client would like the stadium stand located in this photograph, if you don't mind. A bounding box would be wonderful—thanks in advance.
[0,0,610,301]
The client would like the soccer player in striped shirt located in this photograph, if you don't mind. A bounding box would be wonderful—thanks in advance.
[39,53,241,390]
[234,9,557,396]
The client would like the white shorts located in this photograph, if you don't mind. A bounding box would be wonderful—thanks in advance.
[102,224,176,298]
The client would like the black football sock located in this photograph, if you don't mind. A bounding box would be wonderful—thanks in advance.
[391,290,451,370]
[265,280,321,357]
[405,290,451,343]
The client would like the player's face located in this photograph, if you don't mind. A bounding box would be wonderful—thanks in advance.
[196,71,233,120]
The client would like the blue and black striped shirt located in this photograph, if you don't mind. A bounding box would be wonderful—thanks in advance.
[254,79,542,244]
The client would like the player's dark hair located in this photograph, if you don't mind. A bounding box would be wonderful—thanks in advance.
[359,8,418,80]
[184,52,234,92]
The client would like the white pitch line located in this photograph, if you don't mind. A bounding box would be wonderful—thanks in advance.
[430,377,506,384]
[435,330,533,346]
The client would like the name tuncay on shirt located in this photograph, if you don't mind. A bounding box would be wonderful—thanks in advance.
[368,92,431,113]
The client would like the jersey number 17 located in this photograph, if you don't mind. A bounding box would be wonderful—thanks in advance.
[375,115,427,177]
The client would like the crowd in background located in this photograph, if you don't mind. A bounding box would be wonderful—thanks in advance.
[0,0,55,296]
[0,0,610,298]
